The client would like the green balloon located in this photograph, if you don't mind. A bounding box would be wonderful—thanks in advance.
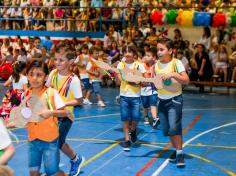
[0,150,3,156]
[166,10,178,24]
[231,14,236,27]
[163,79,172,86]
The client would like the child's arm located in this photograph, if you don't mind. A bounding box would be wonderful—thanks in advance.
[4,78,12,87]
[0,144,15,165]
[87,69,100,77]
[39,107,67,119]
[64,98,82,107]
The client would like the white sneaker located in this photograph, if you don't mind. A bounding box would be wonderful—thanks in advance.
[83,98,92,105]
[97,101,106,107]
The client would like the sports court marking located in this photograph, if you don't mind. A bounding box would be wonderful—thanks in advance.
[151,121,236,176]
[136,114,203,176]
[141,144,236,176]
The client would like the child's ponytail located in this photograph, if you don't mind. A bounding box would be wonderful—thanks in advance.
[12,61,27,83]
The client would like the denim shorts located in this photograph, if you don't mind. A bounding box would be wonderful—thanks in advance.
[58,117,72,149]
[141,94,158,108]
[120,96,141,122]
[81,78,91,90]
[158,95,183,136]
[28,138,59,176]
[91,82,101,95]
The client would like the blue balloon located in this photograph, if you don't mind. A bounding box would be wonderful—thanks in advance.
[192,12,211,27]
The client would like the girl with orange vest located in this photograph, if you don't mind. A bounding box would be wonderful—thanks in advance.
[155,38,189,168]
[25,60,66,176]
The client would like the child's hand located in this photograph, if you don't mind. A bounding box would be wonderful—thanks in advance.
[38,110,53,119]
[161,73,175,80]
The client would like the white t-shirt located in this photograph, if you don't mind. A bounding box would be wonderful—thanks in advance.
[51,89,66,110]
[117,61,146,97]
[0,119,11,150]
[46,72,83,99]
[10,74,28,90]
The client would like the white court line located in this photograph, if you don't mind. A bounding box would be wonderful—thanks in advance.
[88,128,155,176]
[152,121,236,176]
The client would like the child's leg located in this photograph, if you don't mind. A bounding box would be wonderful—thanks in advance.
[94,82,106,106]
[150,106,157,118]
[82,78,92,104]
[149,94,160,128]
[141,95,149,124]
[120,96,131,141]
[129,97,141,143]
[28,140,43,176]
[123,121,130,141]
[42,139,60,176]
[58,118,75,158]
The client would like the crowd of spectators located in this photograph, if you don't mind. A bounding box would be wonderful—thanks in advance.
[0,24,236,91]
[1,0,236,32]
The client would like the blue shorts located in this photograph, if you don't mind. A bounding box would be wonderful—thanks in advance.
[81,78,91,90]
[158,95,183,136]
[28,139,59,176]
[120,96,141,122]
[90,82,101,95]
[58,117,72,149]
[141,94,158,108]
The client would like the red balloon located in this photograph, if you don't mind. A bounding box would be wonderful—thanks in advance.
[0,63,12,80]
[150,11,163,25]
[212,13,226,27]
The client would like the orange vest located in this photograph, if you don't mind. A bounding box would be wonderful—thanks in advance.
[26,87,59,142]
[88,60,101,80]
[78,54,91,74]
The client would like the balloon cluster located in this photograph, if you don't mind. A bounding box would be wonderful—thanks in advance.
[149,8,236,27]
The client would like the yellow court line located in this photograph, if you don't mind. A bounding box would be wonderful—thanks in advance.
[190,154,236,176]
[82,142,120,167]
[12,137,236,150]
[66,138,236,150]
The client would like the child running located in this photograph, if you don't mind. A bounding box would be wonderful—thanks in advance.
[141,49,160,128]
[155,38,189,167]
[25,60,66,175]
[117,45,146,151]
[46,44,85,176]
